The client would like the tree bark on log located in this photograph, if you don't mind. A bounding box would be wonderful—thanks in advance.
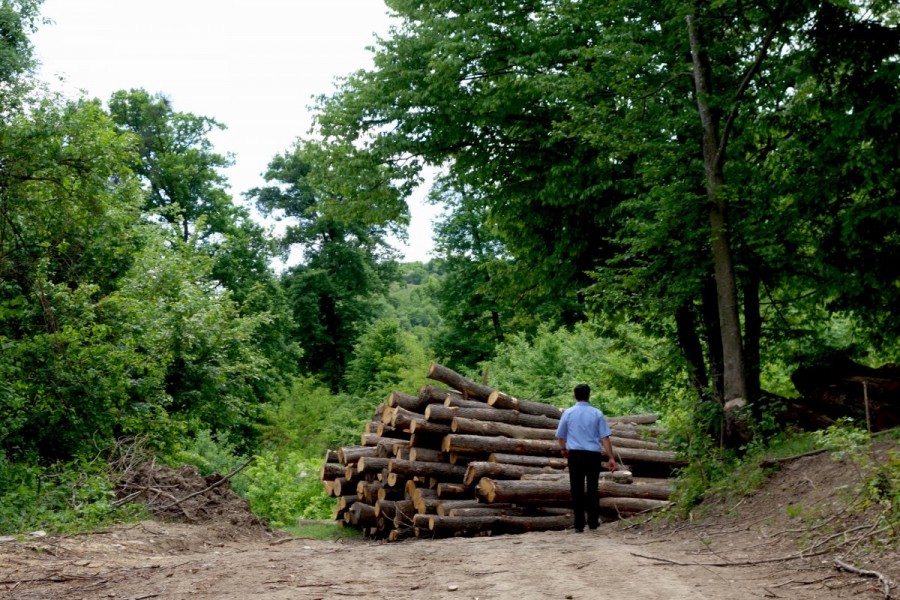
[477,478,673,504]
[607,413,658,425]
[463,461,560,486]
[408,419,452,435]
[337,445,379,465]
[388,391,426,412]
[487,390,564,418]
[436,482,472,498]
[408,447,445,463]
[442,434,561,456]
[348,502,377,527]
[389,458,468,482]
[489,453,568,469]
[321,463,344,480]
[356,456,391,475]
[451,416,558,439]
[426,362,495,401]
[445,395,499,409]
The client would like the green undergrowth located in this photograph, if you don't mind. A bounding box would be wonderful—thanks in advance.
[670,422,900,530]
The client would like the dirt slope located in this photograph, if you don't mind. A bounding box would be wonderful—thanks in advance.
[1,441,897,600]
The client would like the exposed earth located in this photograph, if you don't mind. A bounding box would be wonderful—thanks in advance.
[1,441,897,600]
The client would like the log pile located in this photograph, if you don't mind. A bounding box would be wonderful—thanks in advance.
[320,363,682,540]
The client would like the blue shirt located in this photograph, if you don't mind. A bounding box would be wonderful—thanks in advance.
[555,401,611,452]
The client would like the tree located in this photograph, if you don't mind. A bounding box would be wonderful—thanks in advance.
[247,141,402,390]
[301,0,899,445]
[107,88,236,243]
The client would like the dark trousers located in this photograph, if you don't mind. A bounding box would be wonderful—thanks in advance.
[567,450,602,530]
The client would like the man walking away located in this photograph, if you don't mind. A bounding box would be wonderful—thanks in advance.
[555,383,616,532]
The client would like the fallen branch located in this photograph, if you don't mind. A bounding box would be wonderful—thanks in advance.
[158,456,256,511]
[759,448,827,468]
[834,559,895,599]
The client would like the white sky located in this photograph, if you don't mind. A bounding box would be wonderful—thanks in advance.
[32,0,438,263]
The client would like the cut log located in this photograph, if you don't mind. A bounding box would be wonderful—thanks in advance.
[337,446,379,466]
[448,452,484,465]
[387,391,423,411]
[610,436,660,450]
[445,395,498,409]
[321,462,345,480]
[436,482,472,498]
[426,363,494,401]
[442,434,560,456]
[363,421,380,435]
[418,384,463,407]
[522,470,634,484]
[477,478,673,504]
[451,417,558,440]
[409,432,447,450]
[337,494,359,511]
[356,456,391,475]
[333,477,358,497]
[438,500,492,516]
[489,453,568,469]
[487,390,564,419]
[323,479,336,496]
[390,499,417,528]
[389,458,467,482]
[348,502,377,527]
[376,423,408,439]
[376,438,409,458]
[607,413,658,425]
[356,480,383,504]
[361,431,379,446]
[428,514,571,534]
[427,404,558,429]
[391,406,426,431]
[408,447,445,463]
[463,461,560,486]
[408,419,452,435]
[324,449,339,463]
[377,486,405,502]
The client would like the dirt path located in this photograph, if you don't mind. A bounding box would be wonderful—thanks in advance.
[0,518,885,600]
[3,442,897,600]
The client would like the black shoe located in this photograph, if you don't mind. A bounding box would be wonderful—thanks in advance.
[574,528,584,533]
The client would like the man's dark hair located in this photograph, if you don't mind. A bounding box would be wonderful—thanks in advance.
[574,383,591,401]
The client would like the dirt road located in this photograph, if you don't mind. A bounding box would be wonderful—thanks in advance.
[0,518,887,600]
[2,443,897,599]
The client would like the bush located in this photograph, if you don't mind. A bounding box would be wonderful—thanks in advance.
[236,452,334,528]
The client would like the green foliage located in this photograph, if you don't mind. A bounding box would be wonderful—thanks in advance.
[170,429,246,479]
[280,521,362,541]
[236,453,335,528]
[344,317,428,398]
[482,322,681,417]
[0,452,148,535]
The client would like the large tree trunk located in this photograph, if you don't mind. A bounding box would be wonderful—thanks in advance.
[676,301,709,395]
[686,10,749,443]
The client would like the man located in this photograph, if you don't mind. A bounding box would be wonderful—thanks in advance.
[555,383,616,532]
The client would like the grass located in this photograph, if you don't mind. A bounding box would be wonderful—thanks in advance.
[279,520,365,541]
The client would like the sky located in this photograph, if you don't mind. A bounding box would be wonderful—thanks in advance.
[32,0,439,263]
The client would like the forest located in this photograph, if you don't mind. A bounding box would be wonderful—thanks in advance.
[1,0,898,533]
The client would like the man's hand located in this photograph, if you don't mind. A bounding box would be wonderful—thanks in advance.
[561,449,569,458]
[607,457,616,472]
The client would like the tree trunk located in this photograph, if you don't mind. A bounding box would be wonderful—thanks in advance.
[598,497,670,515]
[687,5,782,446]
[489,453,568,469]
[676,301,709,395]
[743,268,762,404]
[442,434,560,456]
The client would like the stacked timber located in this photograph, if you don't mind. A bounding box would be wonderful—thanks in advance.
[320,362,682,540]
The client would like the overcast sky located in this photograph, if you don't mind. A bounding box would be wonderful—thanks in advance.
[32,0,438,263]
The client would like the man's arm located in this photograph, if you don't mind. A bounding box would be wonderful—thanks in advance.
[602,436,616,471]
[557,437,568,458]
